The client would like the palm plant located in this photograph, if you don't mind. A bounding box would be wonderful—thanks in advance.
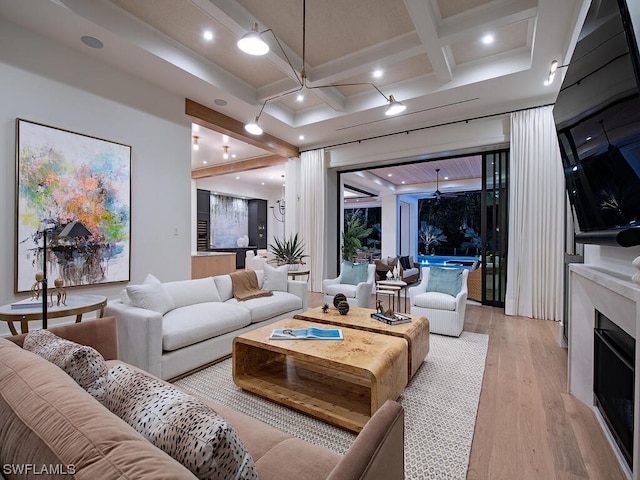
[419,222,447,254]
[461,226,482,255]
[342,213,373,261]
[268,233,308,266]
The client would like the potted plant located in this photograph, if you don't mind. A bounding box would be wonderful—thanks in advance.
[268,233,309,270]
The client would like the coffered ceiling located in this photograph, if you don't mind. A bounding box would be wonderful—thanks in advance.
[0,0,588,176]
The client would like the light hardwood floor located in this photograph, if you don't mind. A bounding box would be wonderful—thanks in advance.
[308,292,628,480]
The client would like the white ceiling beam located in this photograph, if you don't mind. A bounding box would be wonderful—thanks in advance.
[309,32,425,84]
[59,0,257,101]
[437,0,538,44]
[403,0,453,83]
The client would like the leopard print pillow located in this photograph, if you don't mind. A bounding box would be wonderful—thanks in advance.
[105,364,258,480]
[23,329,108,404]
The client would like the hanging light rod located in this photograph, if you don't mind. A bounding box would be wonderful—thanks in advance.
[237,0,406,135]
[544,59,569,85]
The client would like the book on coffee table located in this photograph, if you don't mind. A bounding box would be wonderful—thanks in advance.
[269,327,343,340]
[371,312,412,325]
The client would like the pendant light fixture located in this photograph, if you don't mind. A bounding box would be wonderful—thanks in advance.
[238,0,406,135]
[222,145,229,159]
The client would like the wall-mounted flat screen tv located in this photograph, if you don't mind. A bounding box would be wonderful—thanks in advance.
[553,0,640,246]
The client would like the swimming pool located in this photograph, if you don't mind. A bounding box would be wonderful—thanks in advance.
[416,255,479,269]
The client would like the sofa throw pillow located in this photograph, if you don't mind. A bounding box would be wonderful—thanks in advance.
[426,267,464,297]
[341,261,369,285]
[105,364,258,480]
[263,263,288,292]
[399,256,412,270]
[126,277,175,315]
[23,329,108,404]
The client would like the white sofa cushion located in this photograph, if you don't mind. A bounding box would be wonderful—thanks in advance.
[224,291,303,323]
[324,283,358,298]
[413,292,457,311]
[126,282,175,315]
[164,277,221,308]
[263,264,288,292]
[162,303,251,351]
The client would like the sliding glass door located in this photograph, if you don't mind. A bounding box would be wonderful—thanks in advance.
[481,150,509,307]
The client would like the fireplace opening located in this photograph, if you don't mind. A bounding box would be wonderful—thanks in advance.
[594,311,635,469]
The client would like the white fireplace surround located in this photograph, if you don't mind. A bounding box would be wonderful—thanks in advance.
[569,264,640,479]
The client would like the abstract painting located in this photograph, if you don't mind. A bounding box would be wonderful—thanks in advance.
[210,194,248,247]
[16,119,131,292]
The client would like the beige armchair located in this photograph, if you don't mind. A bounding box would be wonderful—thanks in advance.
[467,263,482,302]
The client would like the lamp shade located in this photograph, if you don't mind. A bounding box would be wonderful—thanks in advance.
[245,119,263,135]
[385,95,406,116]
[237,23,269,55]
[59,220,92,238]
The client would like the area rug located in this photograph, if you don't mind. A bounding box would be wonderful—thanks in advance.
[174,331,488,480]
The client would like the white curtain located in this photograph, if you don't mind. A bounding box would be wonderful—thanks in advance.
[300,149,326,292]
[505,106,565,321]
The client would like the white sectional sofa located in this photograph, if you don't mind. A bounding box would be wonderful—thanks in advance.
[105,271,307,380]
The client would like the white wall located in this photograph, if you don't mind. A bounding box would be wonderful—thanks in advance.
[0,19,192,335]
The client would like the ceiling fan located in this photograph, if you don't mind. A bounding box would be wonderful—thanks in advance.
[428,168,459,200]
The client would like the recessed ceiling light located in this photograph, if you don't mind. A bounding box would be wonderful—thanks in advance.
[222,135,229,142]
[299,135,305,140]
[232,154,236,158]
[387,173,392,177]
[192,124,200,132]
[572,166,578,171]
[236,176,240,180]
[444,176,449,180]
[401,181,406,184]
[261,182,265,185]
[373,69,383,78]
[481,34,494,45]
[296,94,304,102]
[586,136,592,141]
[203,160,207,164]
[214,98,228,106]
[203,30,213,41]
[81,36,103,49]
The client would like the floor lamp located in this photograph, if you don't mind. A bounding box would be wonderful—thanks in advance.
[40,222,55,329]
[40,220,93,329]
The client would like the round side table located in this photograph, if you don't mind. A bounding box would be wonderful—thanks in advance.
[0,294,107,335]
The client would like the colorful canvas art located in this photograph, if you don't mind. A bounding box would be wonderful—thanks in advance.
[16,119,131,292]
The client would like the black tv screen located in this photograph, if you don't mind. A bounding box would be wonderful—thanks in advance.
[553,0,640,246]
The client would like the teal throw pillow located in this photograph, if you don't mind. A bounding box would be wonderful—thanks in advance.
[426,267,463,296]
[341,261,369,285]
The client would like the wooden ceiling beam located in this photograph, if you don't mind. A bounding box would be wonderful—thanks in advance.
[186,99,299,159]
[191,155,286,179]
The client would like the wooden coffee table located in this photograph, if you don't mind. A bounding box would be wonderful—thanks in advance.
[295,306,430,378]
[233,318,408,433]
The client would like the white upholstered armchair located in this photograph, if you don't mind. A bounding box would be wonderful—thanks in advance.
[323,263,376,308]
[408,267,469,337]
